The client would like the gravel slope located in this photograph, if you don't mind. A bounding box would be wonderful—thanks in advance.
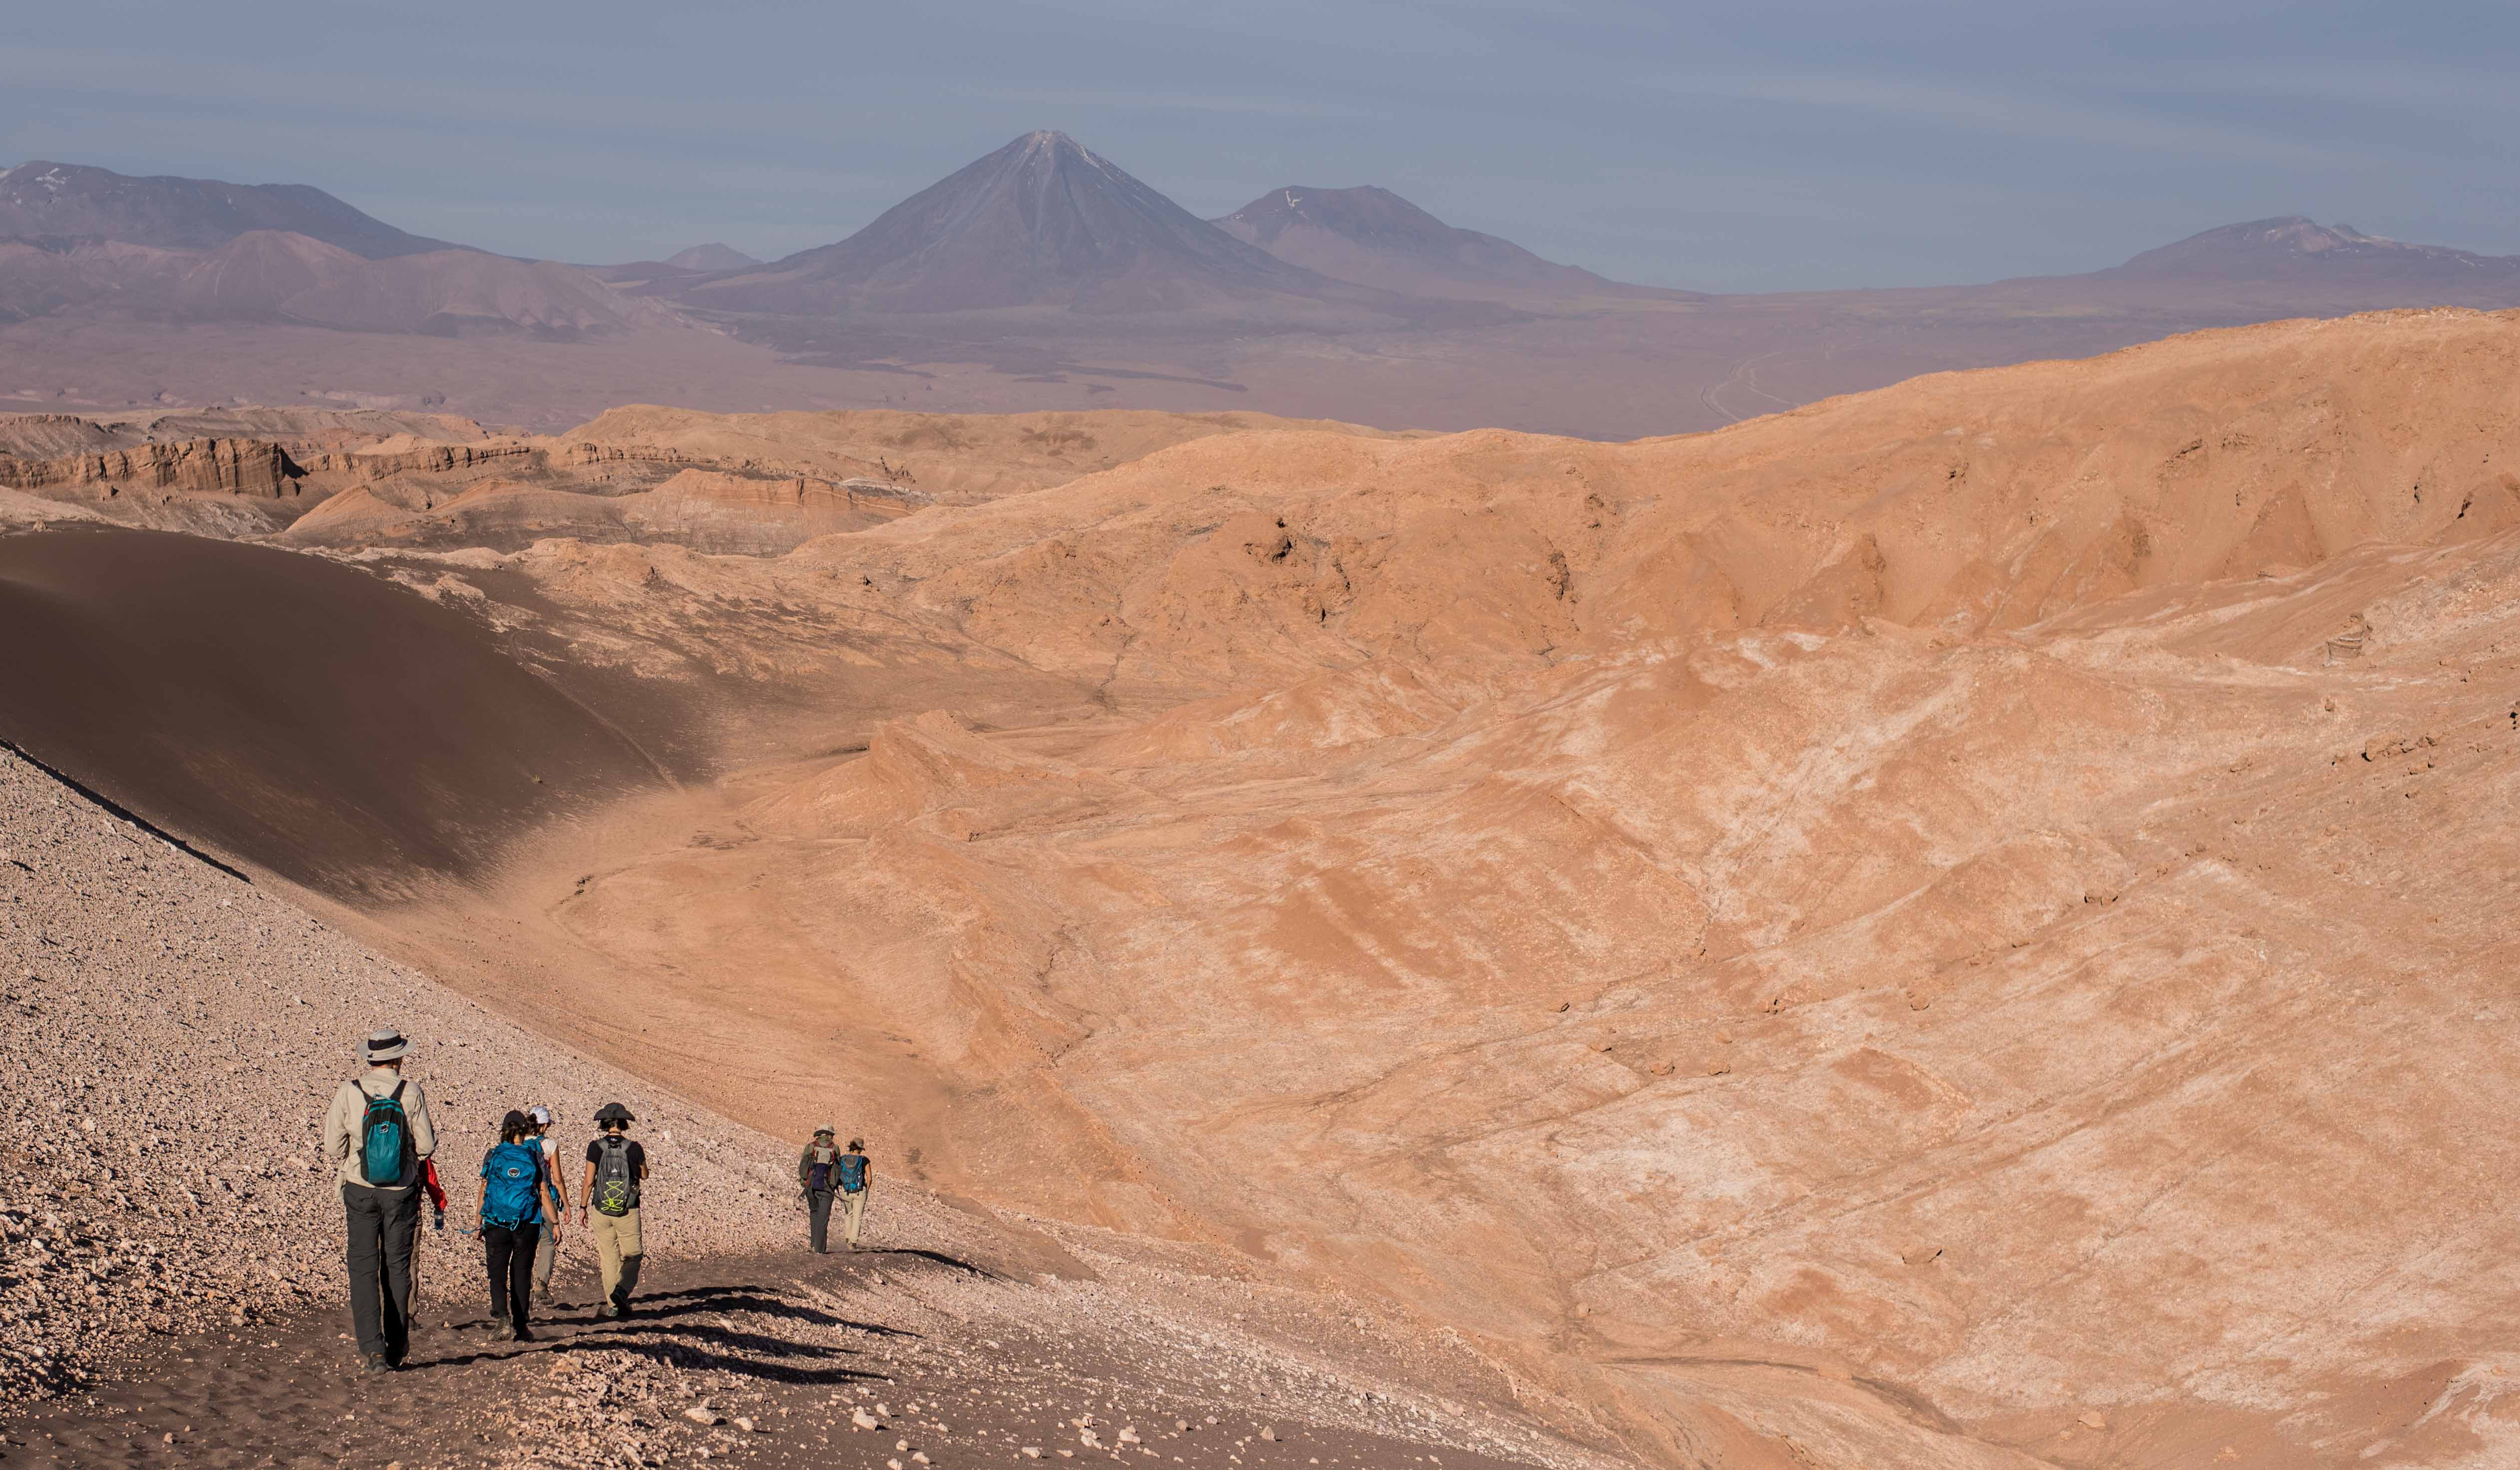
[0,743,1618,1469]
[0,742,841,1400]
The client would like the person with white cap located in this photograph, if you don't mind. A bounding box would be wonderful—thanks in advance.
[524,1104,570,1300]
[320,1027,439,1374]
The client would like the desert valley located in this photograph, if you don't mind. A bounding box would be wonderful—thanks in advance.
[9,48,2520,1470]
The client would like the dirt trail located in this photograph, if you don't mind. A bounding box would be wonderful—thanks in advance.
[0,1244,1574,1470]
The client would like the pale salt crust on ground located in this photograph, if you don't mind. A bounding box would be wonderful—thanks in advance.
[0,746,1613,1470]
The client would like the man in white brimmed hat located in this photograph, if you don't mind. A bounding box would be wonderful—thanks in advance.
[320,1027,438,1373]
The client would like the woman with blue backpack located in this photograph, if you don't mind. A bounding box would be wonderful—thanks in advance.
[479,1109,563,1342]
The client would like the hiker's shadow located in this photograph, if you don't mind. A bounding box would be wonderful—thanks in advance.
[427,1335,890,1386]
[859,1246,1002,1280]
[616,1286,915,1336]
[416,1286,919,1384]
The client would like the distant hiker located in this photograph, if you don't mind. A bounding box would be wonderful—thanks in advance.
[798,1127,843,1253]
[322,1027,438,1374]
[578,1102,648,1319]
[525,1104,569,1300]
[479,1110,563,1342]
[835,1137,872,1251]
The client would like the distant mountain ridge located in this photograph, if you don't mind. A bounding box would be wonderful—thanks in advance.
[2092,216,2520,283]
[664,243,759,271]
[0,160,462,259]
[1213,184,1667,298]
[13,143,2520,438]
[677,131,1379,317]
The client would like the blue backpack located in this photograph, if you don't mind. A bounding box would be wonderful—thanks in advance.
[836,1153,867,1193]
[359,1080,408,1187]
[482,1141,543,1227]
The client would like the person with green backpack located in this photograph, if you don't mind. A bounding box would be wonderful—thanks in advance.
[577,1102,648,1319]
[478,1110,563,1342]
[798,1127,842,1253]
[320,1028,439,1374]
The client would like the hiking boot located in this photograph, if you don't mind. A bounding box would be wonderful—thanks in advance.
[359,1353,392,1375]
[513,1325,537,1343]
[493,1322,517,1342]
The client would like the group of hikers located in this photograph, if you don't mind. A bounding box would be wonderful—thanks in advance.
[320,1027,872,1374]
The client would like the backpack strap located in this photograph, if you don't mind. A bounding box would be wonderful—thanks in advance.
[389,1079,406,1104]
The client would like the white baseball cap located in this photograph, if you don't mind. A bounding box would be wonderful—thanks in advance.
[528,1104,553,1126]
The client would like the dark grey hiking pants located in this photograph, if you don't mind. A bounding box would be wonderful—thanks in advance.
[807,1188,835,1252]
[342,1182,419,1362]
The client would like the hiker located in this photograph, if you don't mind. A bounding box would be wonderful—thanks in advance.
[479,1110,563,1342]
[798,1127,843,1253]
[321,1027,438,1374]
[525,1104,569,1300]
[578,1102,648,1319]
[834,1137,872,1250]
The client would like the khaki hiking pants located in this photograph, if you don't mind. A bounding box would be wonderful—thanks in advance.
[533,1221,560,1297]
[590,1208,643,1311]
[840,1187,868,1247]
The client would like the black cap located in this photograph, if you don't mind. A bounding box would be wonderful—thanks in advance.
[501,1109,529,1132]
[594,1102,636,1125]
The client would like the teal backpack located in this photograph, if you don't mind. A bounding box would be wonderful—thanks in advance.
[482,1141,543,1227]
[359,1080,408,1187]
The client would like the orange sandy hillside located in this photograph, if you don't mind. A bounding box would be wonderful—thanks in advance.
[443,309,2520,1470]
[17,309,2520,1468]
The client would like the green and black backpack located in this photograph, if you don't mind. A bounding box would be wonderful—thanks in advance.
[592,1134,640,1217]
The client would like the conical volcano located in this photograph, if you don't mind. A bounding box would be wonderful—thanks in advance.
[682,131,1358,316]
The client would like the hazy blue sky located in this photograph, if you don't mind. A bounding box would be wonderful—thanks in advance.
[5,0,2516,291]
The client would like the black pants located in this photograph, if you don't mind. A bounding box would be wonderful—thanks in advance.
[807,1188,835,1252]
[342,1182,420,1363]
[482,1222,543,1330]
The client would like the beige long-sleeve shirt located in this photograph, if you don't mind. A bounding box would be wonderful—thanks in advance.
[321,1066,437,1191]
